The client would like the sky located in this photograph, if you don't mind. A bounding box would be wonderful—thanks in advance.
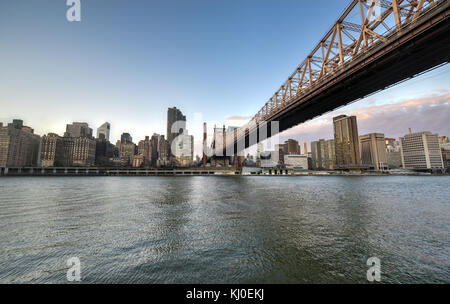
[1,0,449,156]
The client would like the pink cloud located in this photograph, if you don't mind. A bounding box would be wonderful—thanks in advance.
[278,92,450,150]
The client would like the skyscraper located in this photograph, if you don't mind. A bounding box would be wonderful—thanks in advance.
[173,131,194,167]
[150,134,160,167]
[121,133,132,144]
[302,141,308,155]
[158,135,170,167]
[284,139,300,155]
[311,139,335,170]
[97,122,111,141]
[138,136,152,166]
[167,107,186,147]
[333,115,360,169]
[65,122,93,138]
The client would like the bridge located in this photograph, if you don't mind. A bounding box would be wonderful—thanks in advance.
[223,0,450,154]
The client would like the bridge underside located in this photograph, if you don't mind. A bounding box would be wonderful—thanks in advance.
[232,3,450,152]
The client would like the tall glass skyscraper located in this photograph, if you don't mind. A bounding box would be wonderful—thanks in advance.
[96,122,111,141]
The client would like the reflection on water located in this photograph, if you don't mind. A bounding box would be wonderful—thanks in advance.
[0,176,448,283]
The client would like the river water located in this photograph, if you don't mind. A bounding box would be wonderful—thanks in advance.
[0,176,448,283]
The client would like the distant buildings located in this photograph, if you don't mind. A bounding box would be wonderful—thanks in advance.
[174,132,194,167]
[333,115,361,169]
[120,133,132,144]
[0,120,40,167]
[2,113,449,174]
[302,141,308,155]
[118,135,136,166]
[150,134,160,167]
[439,136,449,145]
[274,144,285,166]
[167,107,186,148]
[40,133,73,167]
[359,133,388,171]
[158,135,170,167]
[284,154,309,170]
[72,137,96,166]
[137,136,152,167]
[441,144,450,173]
[383,137,401,168]
[210,125,230,167]
[65,122,93,138]
[95,136,116,167]
[97,122,111,141]
[311,139,335,170]
[284,139,300,155]
[400,130,444,171]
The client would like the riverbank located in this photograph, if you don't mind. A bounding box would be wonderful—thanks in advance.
[0,167,447,177]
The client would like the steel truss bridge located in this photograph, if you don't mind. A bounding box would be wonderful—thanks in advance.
[225,0,450,154]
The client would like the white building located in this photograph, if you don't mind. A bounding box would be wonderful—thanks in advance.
[284,154,309,170]
[400,131,444,171]
[96,122,110,141]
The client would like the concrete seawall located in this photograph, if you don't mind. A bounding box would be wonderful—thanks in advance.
[0,167,239,177]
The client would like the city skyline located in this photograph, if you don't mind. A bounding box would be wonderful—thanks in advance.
[1,1,449,157]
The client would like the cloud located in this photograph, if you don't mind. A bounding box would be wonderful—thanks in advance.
[278,92,450,150]
[225,115,251,122]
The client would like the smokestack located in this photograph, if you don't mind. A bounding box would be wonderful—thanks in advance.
[408,128,412,134]
[203,122,207,166]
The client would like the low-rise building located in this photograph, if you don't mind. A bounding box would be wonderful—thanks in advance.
[284,154,309,170]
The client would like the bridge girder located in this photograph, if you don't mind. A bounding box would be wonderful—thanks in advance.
[228,0,449,153]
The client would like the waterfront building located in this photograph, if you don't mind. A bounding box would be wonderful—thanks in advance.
[150,134,160,167]
[119,141,137,166]
[386,151,402,169]
[158,135,170,167]
[333,115,361,169]
[284,139,300,155]
[399,130,444,171]
[311,139,335,170]
[359,133,388,170]
[260,151,277,168]
[138,136,152,167]
[441,148,450,173]
[284,154,308,170]
[96,122,111,141]
[72,137,96,166]
[174,132,194,167]
[0,119,41,167]
[39,133,74,167]
[65,122,93,138]
[167,107,186,147]
[95,135,116,166]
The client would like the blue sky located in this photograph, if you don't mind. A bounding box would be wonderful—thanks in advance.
[1,0,449,155]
